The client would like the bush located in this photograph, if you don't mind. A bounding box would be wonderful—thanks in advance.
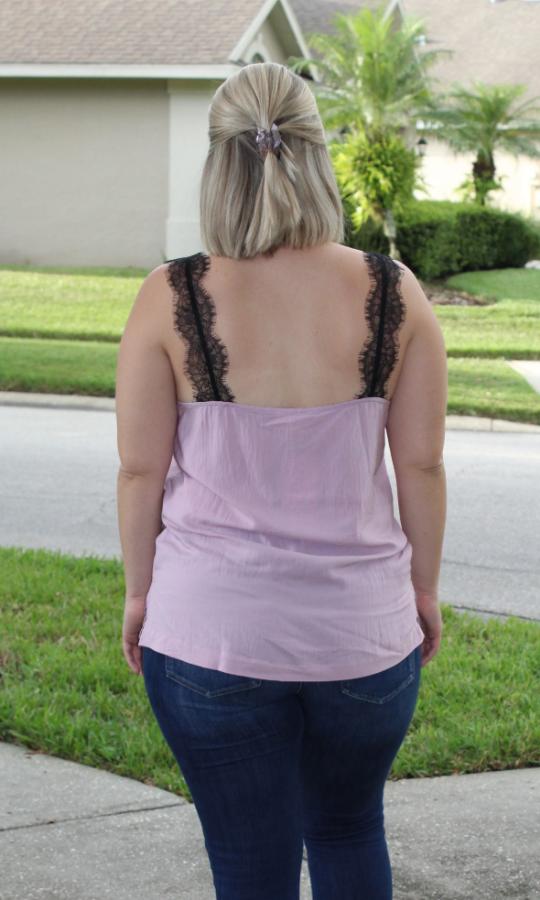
[394,200,540,279]
[343,210,389,255]
[330,132,420,232]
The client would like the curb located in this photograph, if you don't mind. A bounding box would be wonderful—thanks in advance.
[0,391,116,413]
[1,391,540,432]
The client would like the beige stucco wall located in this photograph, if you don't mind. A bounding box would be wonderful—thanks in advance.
[0,78,169,268]
[416,136,540,220]
[0,11,306,266]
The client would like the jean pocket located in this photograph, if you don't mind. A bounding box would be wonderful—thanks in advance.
[164,655,263,698]
[340,647,417,704]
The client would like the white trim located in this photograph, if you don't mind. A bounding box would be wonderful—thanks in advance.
[0,63,240,79]
[385,0,404,19]
[166,86,210,258]
[229,0,281,60]
[230,0,312,65]
[277,0,313,60]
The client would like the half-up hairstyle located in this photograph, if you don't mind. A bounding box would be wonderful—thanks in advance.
[199,61,345,259]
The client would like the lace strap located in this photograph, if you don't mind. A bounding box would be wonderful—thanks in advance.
[368,251,389,395]
[184,256,221,401]
[359,252,406,400]
[166,253,235,403]
[167,250,404,405]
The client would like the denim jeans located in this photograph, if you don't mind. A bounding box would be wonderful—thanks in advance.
[141,643,422,900]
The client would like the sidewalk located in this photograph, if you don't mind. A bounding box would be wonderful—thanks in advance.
[1,740,538,899]
[1,389,540,431]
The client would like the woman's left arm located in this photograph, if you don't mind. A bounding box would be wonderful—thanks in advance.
[115,265,178,675]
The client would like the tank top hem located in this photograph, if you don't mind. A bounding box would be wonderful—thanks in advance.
[139,620,425,682]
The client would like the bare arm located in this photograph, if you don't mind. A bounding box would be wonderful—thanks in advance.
[115,265,178,601]
[386,262,448,603]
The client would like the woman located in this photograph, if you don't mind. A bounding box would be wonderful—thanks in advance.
[115,61,447,900]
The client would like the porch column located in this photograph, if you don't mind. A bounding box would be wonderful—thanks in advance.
[166,79,222,258]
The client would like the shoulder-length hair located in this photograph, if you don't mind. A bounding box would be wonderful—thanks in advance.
[199,61,344,259]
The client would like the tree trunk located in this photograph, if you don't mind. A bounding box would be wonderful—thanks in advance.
[382,208,400,259]
[472,152,496,206]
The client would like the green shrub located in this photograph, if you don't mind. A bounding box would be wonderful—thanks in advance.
[394,200,540,279]
[331,132,420,232]
[343,211,389,254]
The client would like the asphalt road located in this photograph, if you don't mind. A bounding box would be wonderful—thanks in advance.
[1,401,539,623]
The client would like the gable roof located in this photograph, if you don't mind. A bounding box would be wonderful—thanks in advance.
[401,0,540,104]
[292,0,397,39]
[0,0,301,67]
[0,0,394,70]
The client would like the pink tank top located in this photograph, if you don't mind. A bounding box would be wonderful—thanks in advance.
[137,250,425,681]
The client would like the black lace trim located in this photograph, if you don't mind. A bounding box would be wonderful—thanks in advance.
[166,252,236,402]
[356,252,406,400]
[166,250,405,404]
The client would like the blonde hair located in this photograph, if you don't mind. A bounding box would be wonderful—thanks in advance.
[199,61,345,259]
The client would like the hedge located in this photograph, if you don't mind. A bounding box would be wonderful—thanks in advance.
[344,200,540,280]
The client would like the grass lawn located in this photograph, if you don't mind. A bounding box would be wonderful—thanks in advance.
[1,546,538,801]
[439,268,540,359]
[447,357,540,422]
[0,336,117,396]
[2,338,539,422]
[446,267,540,302]
[0,265,146,342]
[0,264,539,422]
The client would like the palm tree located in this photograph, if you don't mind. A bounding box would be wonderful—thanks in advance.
[420,82,540,205]
[287,3,450,253]
[288,4,450,141]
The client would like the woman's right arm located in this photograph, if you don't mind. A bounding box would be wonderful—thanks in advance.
[385,262,448,666]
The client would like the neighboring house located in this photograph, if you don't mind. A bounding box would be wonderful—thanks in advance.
[0,0,538,268]
[402,0,540,218]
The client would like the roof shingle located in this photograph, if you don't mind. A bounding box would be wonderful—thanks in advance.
[1,0,538,109]
[401,0,540,103]
[0,0,268,65]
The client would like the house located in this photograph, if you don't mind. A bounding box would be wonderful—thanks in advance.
[401,0,540,218]
[0,0,538,268]
[0,0,400,267]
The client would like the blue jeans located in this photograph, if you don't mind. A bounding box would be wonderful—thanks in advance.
[141,643,422,900]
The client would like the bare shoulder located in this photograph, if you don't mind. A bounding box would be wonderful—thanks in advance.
[122,263,175,344]
[135,262,173,314]
[132,262,172,302]
[333,245,421,299]
[388,257,439,330]
[331,243,405,282]
[139,262,172,294]
[324,243,374,288]
[328,243,369,269]
[336,248,442,348]
[343,246,418,286]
